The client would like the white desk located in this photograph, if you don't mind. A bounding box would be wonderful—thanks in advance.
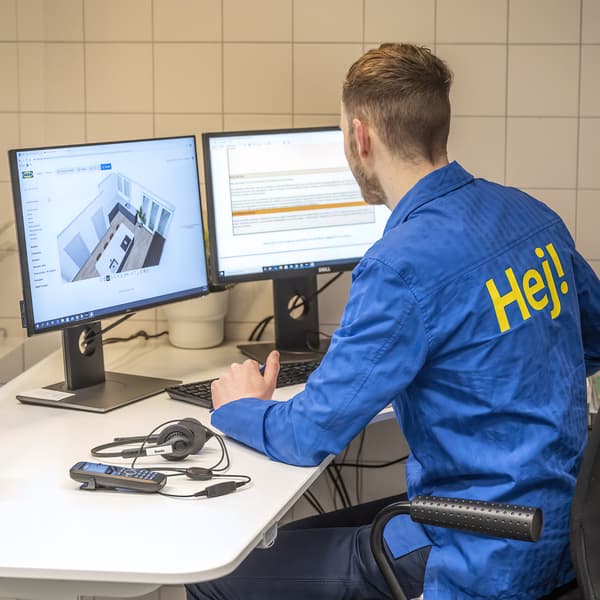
[0,340,331,600]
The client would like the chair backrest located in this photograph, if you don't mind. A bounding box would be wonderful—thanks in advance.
[570,413,600,598]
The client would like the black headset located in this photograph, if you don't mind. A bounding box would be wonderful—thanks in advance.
[91,417,211,462]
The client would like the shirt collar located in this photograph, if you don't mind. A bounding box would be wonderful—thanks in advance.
[384,161,474,233]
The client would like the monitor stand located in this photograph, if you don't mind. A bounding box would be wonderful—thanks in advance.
[16,322,181,413]
[237,275,330,364]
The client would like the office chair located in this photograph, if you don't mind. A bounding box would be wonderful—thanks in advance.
[371,413,600,600]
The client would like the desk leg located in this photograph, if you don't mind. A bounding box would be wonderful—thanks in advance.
[0,579,159,600]
[257,523,278,549]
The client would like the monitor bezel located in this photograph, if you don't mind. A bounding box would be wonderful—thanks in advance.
[9,135,210,337]
[202,126,362,286]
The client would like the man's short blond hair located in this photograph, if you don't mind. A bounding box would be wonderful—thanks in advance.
[342,43,453,164]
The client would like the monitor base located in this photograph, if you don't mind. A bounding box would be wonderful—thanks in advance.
[16,371,180,413]
[237,340,330,364]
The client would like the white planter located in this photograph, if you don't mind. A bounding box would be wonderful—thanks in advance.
[163,290,230,349]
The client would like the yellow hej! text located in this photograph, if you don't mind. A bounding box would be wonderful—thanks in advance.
[485,243,569,333]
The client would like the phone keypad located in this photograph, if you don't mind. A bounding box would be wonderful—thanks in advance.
[111,466,162,480]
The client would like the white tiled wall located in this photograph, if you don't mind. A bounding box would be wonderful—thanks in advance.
[0,2,597,598]
[1,0,598,345]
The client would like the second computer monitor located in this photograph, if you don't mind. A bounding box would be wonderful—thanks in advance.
[202,126,389,363]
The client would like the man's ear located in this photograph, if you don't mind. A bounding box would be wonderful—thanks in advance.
[352,118,371,160]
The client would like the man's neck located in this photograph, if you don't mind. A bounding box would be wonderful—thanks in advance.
[380,156,449,211]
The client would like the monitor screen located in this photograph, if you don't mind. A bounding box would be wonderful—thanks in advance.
[202,127,390,363]
[202,126,389,283]
[10,136,209,336]
[8,135,209,412]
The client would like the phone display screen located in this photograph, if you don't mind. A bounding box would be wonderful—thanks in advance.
[80,462,111,474]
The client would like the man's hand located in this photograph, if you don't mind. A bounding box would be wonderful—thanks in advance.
[211,350,280,410]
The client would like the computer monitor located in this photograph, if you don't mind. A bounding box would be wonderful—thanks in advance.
[202,126,390,363]
[9,135,209,412]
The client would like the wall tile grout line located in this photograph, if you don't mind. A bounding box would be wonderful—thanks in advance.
[82,0,87,142]
[291,0,295,125]
[14,0,21,147]
[503,0,510,185]
[5,40,600,46]
[221,0,225,131]
[574,0,584,245]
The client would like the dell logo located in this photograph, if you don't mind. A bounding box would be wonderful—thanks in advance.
[318,266,331,273]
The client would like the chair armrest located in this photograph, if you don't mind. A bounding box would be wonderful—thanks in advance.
[370,496,543,600]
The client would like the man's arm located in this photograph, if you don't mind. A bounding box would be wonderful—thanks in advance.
[210,258,429,466]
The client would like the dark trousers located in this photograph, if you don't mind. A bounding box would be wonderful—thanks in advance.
[186,494,431,600]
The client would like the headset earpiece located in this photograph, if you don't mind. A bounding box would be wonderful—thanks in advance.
[91,418,213,461]
[155,418,211,461]
[181,417,212,450]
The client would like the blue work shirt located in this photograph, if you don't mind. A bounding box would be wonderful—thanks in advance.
[212,162,600,599]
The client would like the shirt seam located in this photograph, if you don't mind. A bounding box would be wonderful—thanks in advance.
[360,257,435,351]
[385,162,474,230]
[320,262,429,436]
[415,217,564,299]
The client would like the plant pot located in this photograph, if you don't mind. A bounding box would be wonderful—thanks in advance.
[163,290,229,349]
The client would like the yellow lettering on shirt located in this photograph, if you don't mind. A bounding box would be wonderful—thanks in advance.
[486,269,531,333]
[486,243,569,333]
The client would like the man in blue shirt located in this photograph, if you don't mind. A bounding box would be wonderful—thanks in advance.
[187,43,600,599]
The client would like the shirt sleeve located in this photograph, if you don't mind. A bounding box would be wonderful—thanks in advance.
[573,250,600,376]
[211,258,430,466]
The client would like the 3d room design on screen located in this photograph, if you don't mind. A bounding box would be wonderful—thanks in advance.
[57,172,175,283]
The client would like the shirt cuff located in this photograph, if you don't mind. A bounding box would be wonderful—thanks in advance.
[211,397,279,454]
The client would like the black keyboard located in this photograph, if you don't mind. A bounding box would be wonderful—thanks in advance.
[165,359,321,409]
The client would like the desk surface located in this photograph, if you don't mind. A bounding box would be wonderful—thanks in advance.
[0,340,330,597]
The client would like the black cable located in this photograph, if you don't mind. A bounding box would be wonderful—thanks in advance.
[317,330,333,339]
[122,419,250,498]
[151,468,248,483]
[248,316,273,342]
[288,271,344,316]
[248,272,345,342]
[326,463,352,509]
[325,467,344,509]
[79,309,168,346]
[156,472,252,499]
[333,455,409,469]
[302,489,325,514]
[332,462,352,508]
[209,433,231,472]
[129,419,228,473]
[309,271,344,302]
[341,443,354,508]
[305,330,332,354]
[355,430,366,504]
[85,313,135,343]
[103,329,168,345]
[327,443,352,509]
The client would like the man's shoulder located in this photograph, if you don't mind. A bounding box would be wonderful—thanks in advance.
[362,178,567,296]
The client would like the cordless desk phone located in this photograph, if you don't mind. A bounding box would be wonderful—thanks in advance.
[70,461,167,492]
